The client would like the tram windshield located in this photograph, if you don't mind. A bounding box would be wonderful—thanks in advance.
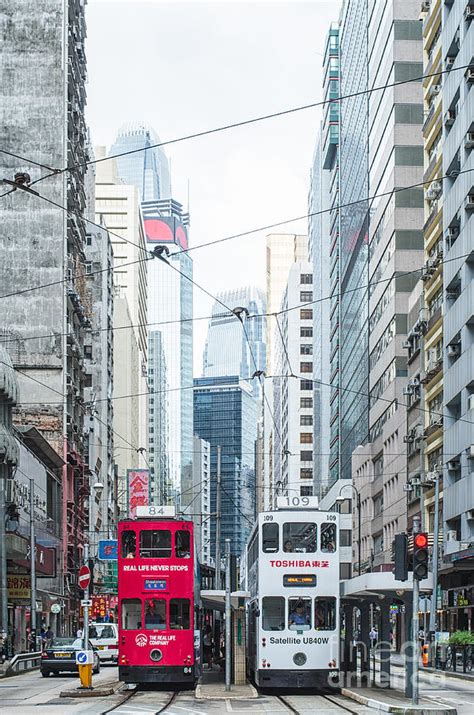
[121,530,136,558]
[262,523,279,552]
[170,598,190,629]
[175,530,191,558]
[288,598,311,630]
[314,597,336,630]
[144,598,166,630]
[321,523,337,553]
[121,599,142,629]
[140,530,172,558]
[283,523,317,553]
[262,597,285,631]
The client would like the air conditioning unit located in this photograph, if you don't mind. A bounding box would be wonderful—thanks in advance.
[467,510,474,521]
[447,343,461,357]
[403,434,415,444]
[421,264,435,281]
[464,5,474,20]
[447,459,460,471]
[427,181,442,199]
[447,529,458,542]
[465,132,474,149]
[425,471,439,483]
[468,395,474,411]
[402,339,412,349]
[445,56,455,69]
[436,242,444,259]
[466,68,474,83]
[409,377,421,388]
[444,109,456,126]
[465,194,474,211]
[428,84,441,99]
[432,417,443,427]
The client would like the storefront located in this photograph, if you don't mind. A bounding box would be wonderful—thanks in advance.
[439,548,474,634]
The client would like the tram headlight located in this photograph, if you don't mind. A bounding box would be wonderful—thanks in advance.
[293,652,307,666]
[150,649,163,662]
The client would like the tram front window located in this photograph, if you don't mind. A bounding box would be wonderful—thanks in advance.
[121,599,142,629]
[175,530,191,558]
[170,598,190,629]
[140,530,171,558]
[314,597,336,630]
[144,598,166,630]
[321,523,337,553]
[283,523,317,553]
[288,598,311,630]
[262,597,285,631]
[262,523,279,553]
[121,530,136,558]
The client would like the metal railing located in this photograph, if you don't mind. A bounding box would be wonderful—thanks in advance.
[3,651,42,677]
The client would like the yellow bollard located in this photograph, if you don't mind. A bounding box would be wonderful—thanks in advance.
[78,663,93,688]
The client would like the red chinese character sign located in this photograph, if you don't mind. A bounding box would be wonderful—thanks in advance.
[127,469,149,517]
[91,595,110,619]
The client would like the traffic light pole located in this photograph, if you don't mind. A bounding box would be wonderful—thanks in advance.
[412,515,420,707]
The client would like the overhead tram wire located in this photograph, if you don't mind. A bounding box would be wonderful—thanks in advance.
[0,62,470,185]
[0,165,472,305]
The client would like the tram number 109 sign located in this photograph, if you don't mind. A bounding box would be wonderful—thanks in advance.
[276,496,319,509]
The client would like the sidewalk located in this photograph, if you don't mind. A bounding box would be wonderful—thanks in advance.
[342,685,457,715]
[374,652,474,682]
[196,665,258,699]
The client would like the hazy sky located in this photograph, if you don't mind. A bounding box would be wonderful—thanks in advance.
[86,0,339,372]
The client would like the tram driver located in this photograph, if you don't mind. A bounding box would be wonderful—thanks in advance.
[289,599,310,630]
[145,599,166,630]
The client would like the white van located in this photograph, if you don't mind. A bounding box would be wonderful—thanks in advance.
[88,622,118,663]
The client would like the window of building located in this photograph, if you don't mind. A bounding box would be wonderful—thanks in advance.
[283,523,317,553]
[300,433,313,443]
[340,529,351,547]
[300,328,313,338]
[300,274,313,284]
[262,522,279,553]
[373,532,384,555]
[300,450,313,462]
[84,345,93,359]
[300,344,313,355]
[314,598,336,630]
[300,468,313,479]
[300,309,313,320]
[121,530,136,558]
[140,530,171,558]
[121,599,142,630]
[169,599,190,630]
[84,373,92,388]
[300,291,313,302]
[300,415,313,426]
[144,598,166,630]
[340,562,352,580]
[300,397,313,408]
[175,530,191,558]
[300,380,313,391]
[262,597,285,631]
[288,597,311,630]
[321,523,337,552]
[373,492,383,517]
[300,486,313,496]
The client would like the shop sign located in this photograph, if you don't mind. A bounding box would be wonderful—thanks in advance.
[91,595,110,619]
[17,543,56,577]
[98,540,118,560]
[7,574,31,601]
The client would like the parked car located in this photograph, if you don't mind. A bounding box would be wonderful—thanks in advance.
[89,622,118,663]
[40,637,100,677]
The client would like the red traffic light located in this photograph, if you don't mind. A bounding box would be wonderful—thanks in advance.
[414,533,428,549]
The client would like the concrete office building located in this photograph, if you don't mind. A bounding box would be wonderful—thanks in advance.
[148,330,170,503]
[186,436,211,567]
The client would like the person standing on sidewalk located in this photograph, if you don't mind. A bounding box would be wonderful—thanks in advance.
[369,626,378,648]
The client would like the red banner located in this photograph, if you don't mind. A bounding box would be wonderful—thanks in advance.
[127,469,149,517]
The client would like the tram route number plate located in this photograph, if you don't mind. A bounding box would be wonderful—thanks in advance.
[144,579,167,590]
[283,574,317,587]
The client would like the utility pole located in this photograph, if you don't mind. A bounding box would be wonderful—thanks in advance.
[225,538,231,692]
[0,466,8,655]
[412,514,421,707]
[30,479,36,647]
[83,542,90,650]
[429,472,440,636]
[215,445,221,589]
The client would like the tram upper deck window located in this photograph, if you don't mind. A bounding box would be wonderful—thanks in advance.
[321,522,337,553]
[262,597,285,631]
[288,597,311,630]
[140,530,171,558]
[175,530,191,558]
[282,523,317,553]
[262,523,279,553]
[170,598,190,629]
[121,599,141,629]
[144,598,166,630]
[121,530,136,558]
[314,597,336,630]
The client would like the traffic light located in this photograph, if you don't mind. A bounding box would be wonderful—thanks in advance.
[413,532,429,581]
[393,533,408,581]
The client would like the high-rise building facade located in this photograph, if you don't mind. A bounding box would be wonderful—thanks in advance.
[203,287,266,383]
[272,262,315,504]
[194,376,257,557]
[148,330,170,502]
[188,435,211,566]
[0,0,91,612]
[109,122,171,201]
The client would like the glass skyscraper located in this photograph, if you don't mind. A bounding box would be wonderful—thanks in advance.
[193,376,257,556]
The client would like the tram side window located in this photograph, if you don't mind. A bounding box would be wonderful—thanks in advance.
[262,523,279,553]
[262,597,285,631]
[121,599,142,629]
[288,597,311,630]
[175,530,191,558]
[314,597,336,630]
[140,530,172,558]
[144,598,166,630]
[121,530,136,558]
[282,522,317,553]
[170,598,190,629]
[321,523,337,553]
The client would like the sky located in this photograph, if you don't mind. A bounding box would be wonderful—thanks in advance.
[86,0,339,373]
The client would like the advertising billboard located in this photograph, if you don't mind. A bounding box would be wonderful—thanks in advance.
[144,215,188,251]
[127,469,150,517]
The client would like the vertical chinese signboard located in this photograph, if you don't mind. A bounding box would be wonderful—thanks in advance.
[91,595,110,620]
[127,469,149,518]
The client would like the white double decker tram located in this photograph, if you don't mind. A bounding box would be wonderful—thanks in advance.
[246,497,340,688]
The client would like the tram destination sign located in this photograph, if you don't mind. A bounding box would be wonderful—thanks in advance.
[276,496,319,509]
[283,574,317,587]
[136,505,176,518]
[144,578,167,590]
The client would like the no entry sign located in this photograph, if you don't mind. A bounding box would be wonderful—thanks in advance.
[78,565,91,591]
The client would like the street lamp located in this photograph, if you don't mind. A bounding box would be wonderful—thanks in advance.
[336,483,361,576]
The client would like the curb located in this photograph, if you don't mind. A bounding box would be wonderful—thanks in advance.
[341,687,457,715]
[59,681,121,698]
[195,683,258,700]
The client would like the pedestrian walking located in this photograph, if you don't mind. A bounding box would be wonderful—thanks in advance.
[45,626,54,648]
[369,626,378,648]
[202,625,214,669]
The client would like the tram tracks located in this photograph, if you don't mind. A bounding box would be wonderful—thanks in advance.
[100,687,178,715]
[276,692,359,715]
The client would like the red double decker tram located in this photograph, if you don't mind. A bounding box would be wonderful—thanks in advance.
[118,515,199,684]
